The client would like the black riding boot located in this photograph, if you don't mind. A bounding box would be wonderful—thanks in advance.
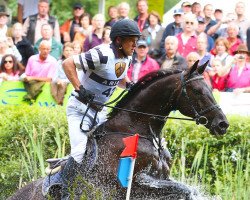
[61,156,78,200]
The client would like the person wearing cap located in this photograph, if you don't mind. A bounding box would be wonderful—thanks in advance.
[181,1,192,14]
[127,39,159,83]
[0,4,11,38]
[159,8,183,57]
[222,44,250,93]
[60,2,84,43]
[23,0,60,45]
[196,16,214,52]
[61,19,141,199]
[214,9,223,23]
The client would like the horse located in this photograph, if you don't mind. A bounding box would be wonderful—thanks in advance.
[8,61,229,200]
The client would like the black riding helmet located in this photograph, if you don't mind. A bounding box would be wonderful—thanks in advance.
[110,19,141,42]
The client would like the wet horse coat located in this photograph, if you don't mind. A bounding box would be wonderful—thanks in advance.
[8,61,229,200]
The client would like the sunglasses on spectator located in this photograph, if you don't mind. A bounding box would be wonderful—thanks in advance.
[4,60,13,64]
[185,21,194,25]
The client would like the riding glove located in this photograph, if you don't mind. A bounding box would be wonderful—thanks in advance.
[75,85,95,104]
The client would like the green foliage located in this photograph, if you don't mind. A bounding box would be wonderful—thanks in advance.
[0,105,69,199]
[1,106,249,199]
[163,115,250,198]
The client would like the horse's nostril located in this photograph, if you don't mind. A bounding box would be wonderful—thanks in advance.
[219,121,229,129]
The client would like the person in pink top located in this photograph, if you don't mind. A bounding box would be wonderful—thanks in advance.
[176,13,198,58]
[223,44,250,93]
[127,39,159,83]
[24,40,57,81]
[23,40,57,101]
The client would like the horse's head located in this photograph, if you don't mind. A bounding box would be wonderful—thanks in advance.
[175,61,229,135]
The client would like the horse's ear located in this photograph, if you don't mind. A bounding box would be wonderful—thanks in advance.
[197,60,209,74]
[186,60,199,78]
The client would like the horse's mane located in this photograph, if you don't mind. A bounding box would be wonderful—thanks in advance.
[108,69,182,118]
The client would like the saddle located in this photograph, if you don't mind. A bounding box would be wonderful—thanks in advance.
[42,136,98,197]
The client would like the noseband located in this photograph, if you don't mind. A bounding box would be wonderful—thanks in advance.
[179,71,220,125]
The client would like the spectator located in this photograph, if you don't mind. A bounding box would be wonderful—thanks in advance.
[72,40,83,54]
[0,54,21,81]
[197,33,214,66]
[196,16,214,52]
[209,58,227,91]
[134,0,149,32]
[60,2,84,43]
[23,40,57,101]
[105,6,118,27]
[212,37,234,74]
[34,24,63,60]
[181,1,192,14]
[0,5,11,37]
[127,39,159,83]
[207,12,242,40]
[0,36,22,63]
[223,44,250,93]
[73,13,92,45]
[159,9,183,57]
[51,42,74,105]
[102,26,111,45]
[117,2,130,19]
[234,1,250,43]
[12,22,35,67]
[214,9,223,23]
[203,4,217,33]
[226,23,243,55]
[247,27,250,50]
[142,11,164,60]
[159,36,187,70]
[176,13,198,58]
[23,0,60,45]
[186,51,200,69]
[191,2,202,17]
[17,0,39,23]
[83,13,105,52]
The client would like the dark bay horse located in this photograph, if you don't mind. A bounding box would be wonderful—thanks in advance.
[8,61,229,200]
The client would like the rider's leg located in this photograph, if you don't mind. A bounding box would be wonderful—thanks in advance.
[61,97,94,199]
[61,156,79,200]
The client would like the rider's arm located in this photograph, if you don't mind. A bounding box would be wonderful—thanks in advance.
[119,76,132,89]
[62,57,81,90]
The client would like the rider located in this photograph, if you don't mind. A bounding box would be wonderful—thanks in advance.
[61,19,141,199]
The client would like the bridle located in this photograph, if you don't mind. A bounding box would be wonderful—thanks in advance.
[178,71,221,126]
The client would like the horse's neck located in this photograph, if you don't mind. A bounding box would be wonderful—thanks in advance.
[106,76,177,136]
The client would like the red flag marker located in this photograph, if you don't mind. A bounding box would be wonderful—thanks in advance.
[120,134,139,158]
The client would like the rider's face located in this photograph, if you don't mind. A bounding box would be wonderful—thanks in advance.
[121,36,138,56]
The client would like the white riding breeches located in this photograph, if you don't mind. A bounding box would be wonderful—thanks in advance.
[66,96,107,163]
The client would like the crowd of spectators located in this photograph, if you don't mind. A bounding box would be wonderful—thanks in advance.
[1,0,250,105]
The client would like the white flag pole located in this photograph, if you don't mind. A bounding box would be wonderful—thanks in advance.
[126,157,136,200]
